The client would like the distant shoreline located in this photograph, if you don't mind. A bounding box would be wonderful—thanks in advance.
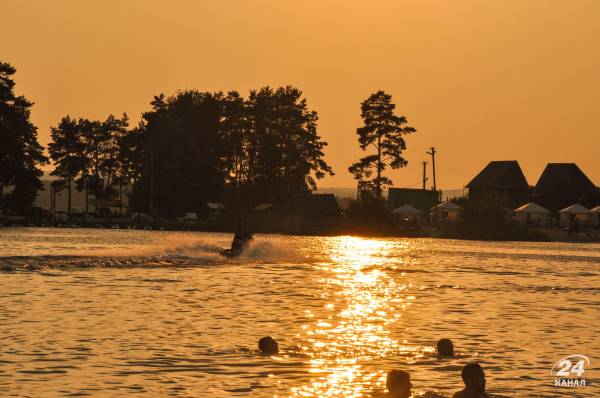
[2,223,599,244]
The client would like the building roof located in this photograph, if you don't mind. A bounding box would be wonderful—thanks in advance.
[387,188,440,212]
[205,202,225,210]
[253,203,273,211]
[466,161,529,191]
[559,203,592,214]
[391,204,422,215]
[290,194,340,218]
[514,202,550,214]
[535,163,596,193]
[434,201,462,210]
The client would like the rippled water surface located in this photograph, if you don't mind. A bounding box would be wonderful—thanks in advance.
[0,228,598,397]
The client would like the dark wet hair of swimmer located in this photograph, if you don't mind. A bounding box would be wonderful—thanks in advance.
[453,362,487,398]
[386,369,412,398]
[437,338,454,357]
[258,336,279,355]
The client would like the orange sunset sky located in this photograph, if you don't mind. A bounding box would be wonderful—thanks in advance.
[2,0,599,190]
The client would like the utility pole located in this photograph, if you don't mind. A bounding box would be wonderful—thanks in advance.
[427,147,437,192]
[427,146,440,213]
[422,161,428,190]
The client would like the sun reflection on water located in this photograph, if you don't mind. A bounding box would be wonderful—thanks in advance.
[290,236,418,397]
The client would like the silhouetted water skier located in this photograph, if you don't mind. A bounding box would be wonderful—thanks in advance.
[221,219,253,257]
[258,336,279,355]
[452,363,489,398]
[233,219,252,243]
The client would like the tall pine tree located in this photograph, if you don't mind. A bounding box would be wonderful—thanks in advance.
[0,61,48,213]
[349,91,415,199]
[48,116,86,214]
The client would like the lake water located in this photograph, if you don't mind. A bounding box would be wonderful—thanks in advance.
[0,228,598,397]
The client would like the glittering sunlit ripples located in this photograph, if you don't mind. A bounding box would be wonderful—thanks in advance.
[1,228,599,397]
[291,237,413,397]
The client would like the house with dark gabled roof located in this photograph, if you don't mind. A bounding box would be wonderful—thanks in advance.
[284,193,341,234]
[466,160,530,206]
[535,163,596,193]
[533,163,600,211]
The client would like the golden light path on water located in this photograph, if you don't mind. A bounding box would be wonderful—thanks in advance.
[289,237,428,397]
[2,229,600,397]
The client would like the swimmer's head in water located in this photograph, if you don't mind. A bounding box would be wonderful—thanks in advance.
[258,336,279,355]
[437,338,454,357]
[461,362,486,392]
[386,369,411,398]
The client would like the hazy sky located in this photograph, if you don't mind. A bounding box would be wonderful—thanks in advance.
[3,0,599,189]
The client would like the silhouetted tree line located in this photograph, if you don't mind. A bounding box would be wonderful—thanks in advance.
[0,60,334,218]
[0,62,48,213]
[2,58,422,222]
[48,87,332,217]
[48,114,131,213]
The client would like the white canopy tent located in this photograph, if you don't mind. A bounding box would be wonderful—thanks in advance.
[559,204,594,228]
[513,202,552,226]
[391,204,423,224]
[432,201,462,222]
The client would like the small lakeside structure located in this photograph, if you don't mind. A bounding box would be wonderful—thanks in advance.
[432,201,462,223]
[247,194,342,234]
[285,193,341,234]
[391,204,423,225]
[466,160,530,207]
[559,204,594,228]
[534,163,600,211]
[253,203,273,211]
[205,202,225,210]
[201,202,226,222]
[247,202,280,230]
[535,163,596,193]
[513,202,552,227]
[388,188,439,213]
